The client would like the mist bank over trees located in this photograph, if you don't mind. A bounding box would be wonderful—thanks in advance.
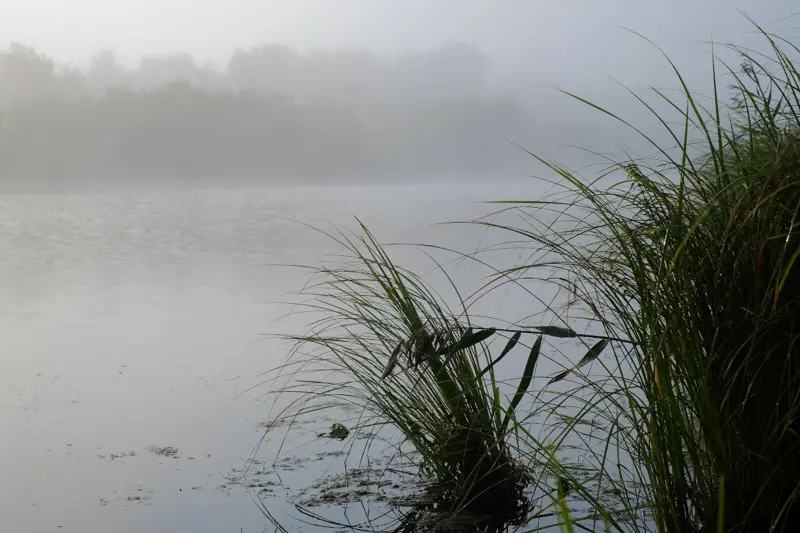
[0,42,545,190]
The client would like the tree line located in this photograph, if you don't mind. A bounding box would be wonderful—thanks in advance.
[0,42,536,189]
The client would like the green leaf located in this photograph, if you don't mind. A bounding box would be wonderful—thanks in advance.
[534,325,578,338]
[499,331,522,357]
[445,328,496,354]
[557,476,571,500]
[548,369,571,385]
[477,331,521,378]
[576,338,609,368]
[548,339,609,384]
[492,383,502,429]
[501,335,542,432]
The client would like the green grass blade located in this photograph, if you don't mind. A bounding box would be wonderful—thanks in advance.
[501,335,541,433]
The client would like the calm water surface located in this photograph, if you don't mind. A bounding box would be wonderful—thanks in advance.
[0,184,549,533]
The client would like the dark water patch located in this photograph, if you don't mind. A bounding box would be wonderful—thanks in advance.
[294,467,420,508]
[257,417,318,432]
[95,450,137,460]
[312,450,345,461]
[317,422,349,440]
[218,458,282,498]
[147,445,180,458]
[98,485,154,507]
[355,430,379,440]
[273,455,310,471]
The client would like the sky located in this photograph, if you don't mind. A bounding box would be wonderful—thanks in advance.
[1,1,798,79]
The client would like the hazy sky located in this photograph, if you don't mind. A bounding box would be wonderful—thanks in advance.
[2,1,798,80]
[1,0,800,187]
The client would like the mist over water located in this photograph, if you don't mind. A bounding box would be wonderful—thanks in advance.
[0,43,540,190]
[2,1,800,531]
[0,185,548,532]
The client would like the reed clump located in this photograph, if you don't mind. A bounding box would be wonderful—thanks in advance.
[273,225,542,519]
[483,24,800,532]
[271,23,800,533]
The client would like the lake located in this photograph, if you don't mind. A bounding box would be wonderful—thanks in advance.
[0,183,565,533]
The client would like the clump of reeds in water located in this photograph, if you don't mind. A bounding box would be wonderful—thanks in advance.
[269,22,800,533]
[271,225,539,520]
[477,23,800,533]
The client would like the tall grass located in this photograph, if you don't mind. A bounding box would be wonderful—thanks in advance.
[271,224,541,519]
[479,24,800,532]
[267,223,634,530]
[270,24,800,533]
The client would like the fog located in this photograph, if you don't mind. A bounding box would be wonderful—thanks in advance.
[3,4,800,532]
[0,1,798,190]
[0,43,540,189]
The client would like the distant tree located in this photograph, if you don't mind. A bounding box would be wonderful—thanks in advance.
[0,43,57,108]
[0,41,535,189]
[87,50,129,94]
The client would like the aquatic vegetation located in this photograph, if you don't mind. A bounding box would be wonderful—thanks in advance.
[326,423,349,440]
[481,23,800,532]
[268,23,800,533]
[147,446,180,458]
[269,224,541,519]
